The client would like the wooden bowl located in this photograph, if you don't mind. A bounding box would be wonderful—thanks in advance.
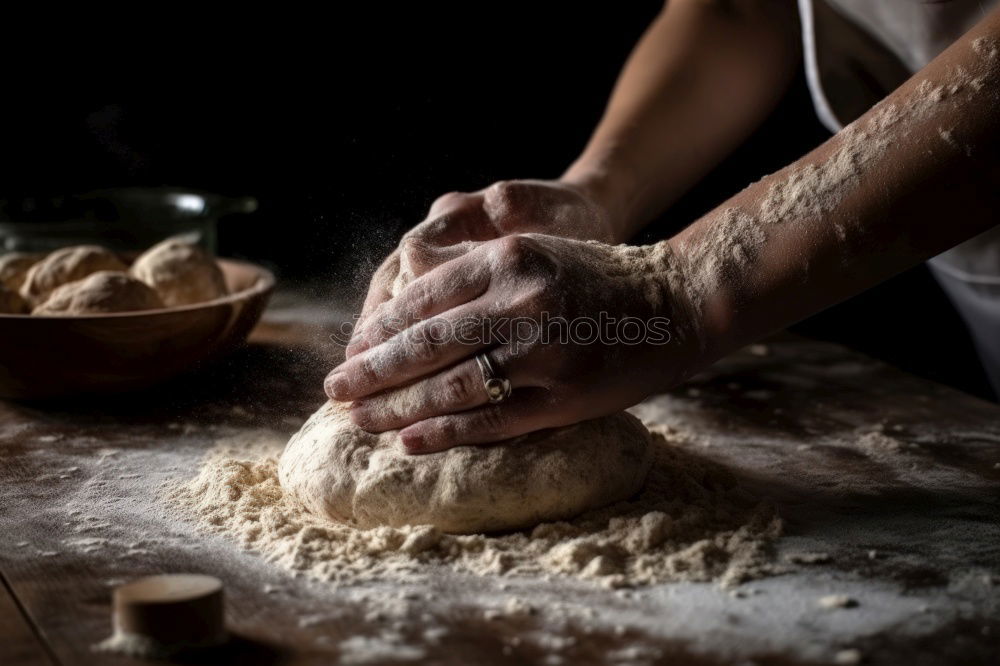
[0,258,274,400]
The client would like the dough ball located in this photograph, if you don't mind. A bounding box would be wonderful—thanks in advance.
[280,238,652,534]
[0,284,29,314]
[20,245,126,305]
[278,401,653,534]
[130,239,227,307]
[33,271,164,315]
[0,252,42,291]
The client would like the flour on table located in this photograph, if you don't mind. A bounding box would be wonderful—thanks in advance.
[818,594,859,609]
[337,632,427,664]
[168,423,781,588]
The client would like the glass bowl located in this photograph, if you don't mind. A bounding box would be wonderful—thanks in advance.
[0,187,257,254]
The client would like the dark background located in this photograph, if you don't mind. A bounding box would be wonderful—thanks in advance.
[1,3,992,399]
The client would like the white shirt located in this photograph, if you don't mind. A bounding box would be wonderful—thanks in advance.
[798,0,1000,394]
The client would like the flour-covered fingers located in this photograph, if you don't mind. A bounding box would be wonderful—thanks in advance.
[395,236,481,281]
[327,298,505,402]
[419,191,496,245]
[349,252,401,358]
[396,390,555,454]
[349,350,528,432]
[344,249,491,358]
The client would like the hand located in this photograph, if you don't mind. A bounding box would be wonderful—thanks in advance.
[352,179,621,341]
[327,233,705,453]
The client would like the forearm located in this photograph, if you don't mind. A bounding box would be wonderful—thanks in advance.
[669,10,1000,363]
[562,0,799,242]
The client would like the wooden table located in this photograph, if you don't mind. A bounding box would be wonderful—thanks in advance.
[2,292,999,665]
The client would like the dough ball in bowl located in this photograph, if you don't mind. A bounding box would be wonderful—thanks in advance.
[33,271,164,315]
[20,245,127,305]
[130,239,228,307]
[279,401,653,534]
[0,252,42,291]
[0,284,29,314]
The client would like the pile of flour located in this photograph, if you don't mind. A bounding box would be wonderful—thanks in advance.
[168,424,780,589]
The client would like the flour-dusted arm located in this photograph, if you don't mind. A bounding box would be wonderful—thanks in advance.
[562,0,800,241]
[329,10,999,453]
[667,8,1000,362]
[348,0,799,340]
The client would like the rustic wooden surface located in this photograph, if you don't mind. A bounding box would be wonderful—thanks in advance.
[1,291,998,665]
[0,574,54,666]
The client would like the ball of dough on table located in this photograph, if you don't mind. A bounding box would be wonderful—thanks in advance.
[33,271,164,315]
[279,238,653,534]
[20,245,126,305]
[0,252,42,291]
[130,239,228,307]
[0,284,29,314]
[278,401,653,534]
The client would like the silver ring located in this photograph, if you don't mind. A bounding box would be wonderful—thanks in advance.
[475,352,512,404]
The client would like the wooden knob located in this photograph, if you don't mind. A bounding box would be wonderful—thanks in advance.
[113,574,225,647]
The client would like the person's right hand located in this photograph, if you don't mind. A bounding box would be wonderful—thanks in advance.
[331,232,705,451]
[351,179,620,353]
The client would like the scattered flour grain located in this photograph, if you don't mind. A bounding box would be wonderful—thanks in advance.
[167,426,781,589]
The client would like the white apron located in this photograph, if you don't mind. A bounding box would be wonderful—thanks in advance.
[798,0,1000,393]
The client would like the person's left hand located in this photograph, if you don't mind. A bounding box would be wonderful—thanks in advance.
[325,233,705,453]
[350,179,621,345]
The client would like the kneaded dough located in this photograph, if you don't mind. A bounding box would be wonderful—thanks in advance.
[20,245,126,305]
[0,284,29,314]
[279,401,653,534]
[0,252,42,291]
[33,271,164,315]
[130,239,227,307]
[279,239,653,534]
